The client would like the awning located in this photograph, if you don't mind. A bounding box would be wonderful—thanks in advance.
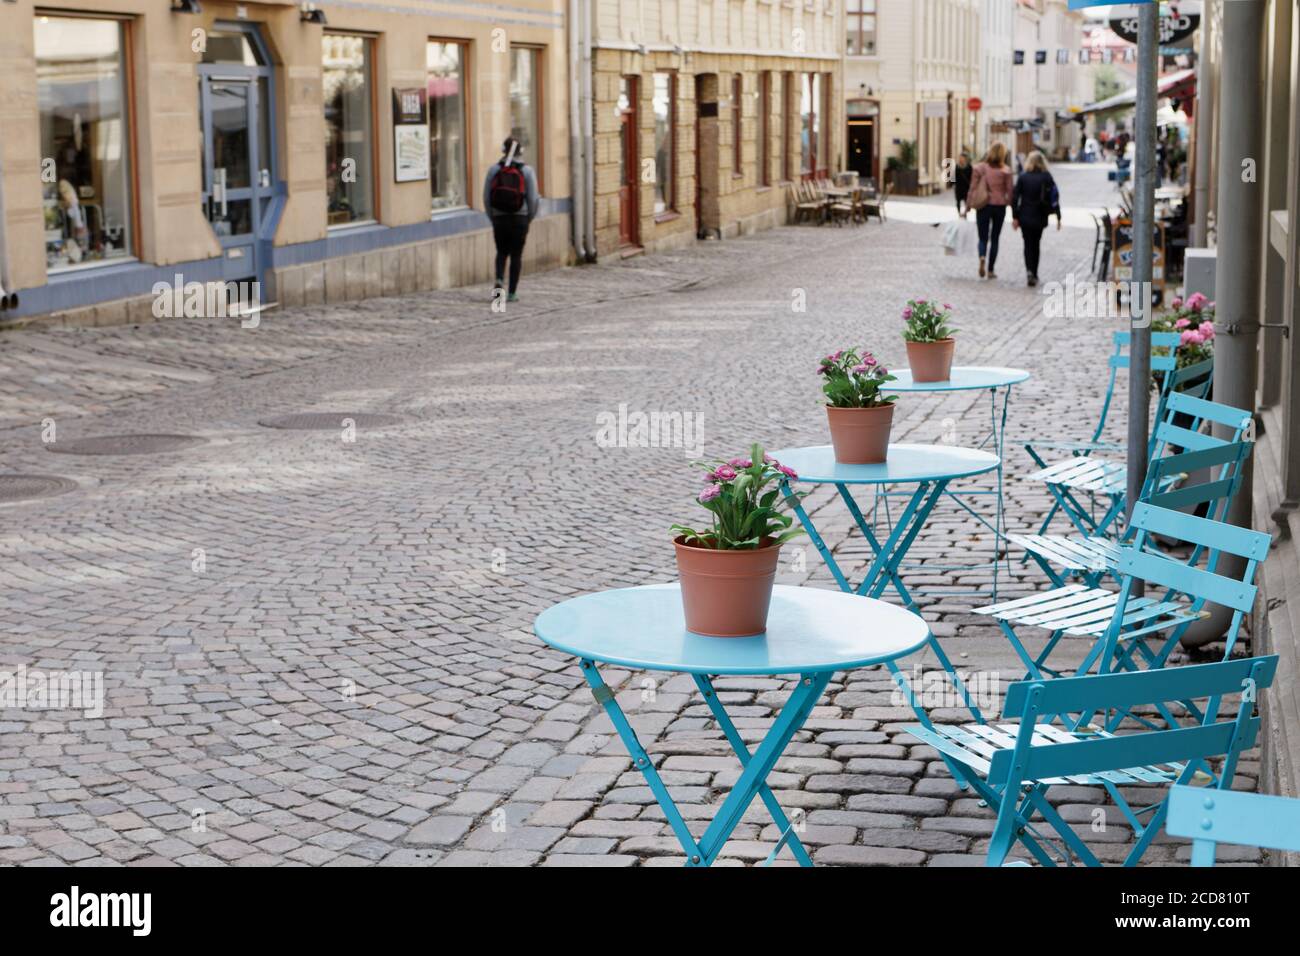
[1077,67,1196,114]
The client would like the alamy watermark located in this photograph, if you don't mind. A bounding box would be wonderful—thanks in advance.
[595,403,704,457]
[151,274,263,328]
[1041,275,1155,326]
[890,666,1000,711]
[1,664,104,718]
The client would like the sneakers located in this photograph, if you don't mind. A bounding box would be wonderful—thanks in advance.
[1027,274,1038,287]
[978,257,986,278]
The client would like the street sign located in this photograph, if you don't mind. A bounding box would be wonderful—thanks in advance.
[1110,13,1199,45]
[967,97,982,112]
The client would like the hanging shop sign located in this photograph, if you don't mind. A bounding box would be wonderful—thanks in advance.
[1109,13,1200,46]
[392,88,429,183]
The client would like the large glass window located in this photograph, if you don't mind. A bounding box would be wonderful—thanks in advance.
[36,15,133,272]
[652,72,675,214]
[846,1,878,56]
[800,73,821,175]
[509,47,540,176]
[323,34,373,226]
[759,72,771,187]
[428,40,467,211]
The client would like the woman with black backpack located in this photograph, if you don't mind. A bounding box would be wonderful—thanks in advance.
[483,137,540,303]
[1011,150,1061,288]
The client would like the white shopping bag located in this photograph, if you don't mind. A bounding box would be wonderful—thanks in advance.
[941,220,961,256]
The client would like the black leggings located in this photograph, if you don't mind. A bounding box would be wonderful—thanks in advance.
[492,216,530,294]
[976,205,1007,270]
[1021,223,1044,277]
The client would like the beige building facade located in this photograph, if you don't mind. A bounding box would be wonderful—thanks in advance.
[842,0,980,196]
[0,0,572,325]
[584,0,843,257]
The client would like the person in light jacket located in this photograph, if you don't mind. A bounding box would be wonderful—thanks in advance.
[482,137,540,303]
[969,142,1014,279]
[1011,150,1062,288]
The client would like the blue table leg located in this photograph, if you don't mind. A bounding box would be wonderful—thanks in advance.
[693,674,814,867]
[695,672,831,866]
[582,660,830,867]
[781,479,854,593]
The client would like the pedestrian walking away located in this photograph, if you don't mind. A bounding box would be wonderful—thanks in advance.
[1011,150,1062,288]
[968,142,1014,280]
[953,152,972,216]
[483,136,540,303]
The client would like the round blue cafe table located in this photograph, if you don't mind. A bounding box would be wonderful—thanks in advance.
[535,582,929,676]
[886,365,1030,392]
[534,583,929,867]
[771,442,999,486]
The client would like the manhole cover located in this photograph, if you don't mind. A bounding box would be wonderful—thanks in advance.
[0,474,78,503]
[45,434,206,456]
[259,413,406,430]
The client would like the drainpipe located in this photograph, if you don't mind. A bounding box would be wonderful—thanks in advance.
[1190,6,1216,248]
[568,0,587,261]
[0,152,18,312]
[580,0,597,261]
[1182,0,1267,649]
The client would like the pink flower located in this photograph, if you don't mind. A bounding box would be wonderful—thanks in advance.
[1180,329,1202,346]
[1201,323,1215,339]
[902,307,913,319]
[1186,292,1208,311]
[1170,296,1184,310]
[852,363,871,374]
[1174,317,1190,330]
[862,354,877,366]
[824,350,844,363]
[709,465,737,482]
[699,484,722,503]
[943,303,953,310]
[916,299,927,305]
[728,457,752,469]
[778,465,798,480]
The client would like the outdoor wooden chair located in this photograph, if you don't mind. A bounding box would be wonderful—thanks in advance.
[906,654,1277,866]
[1010,395,1250,588]
[862,182,890,222]
[792,181,827,225]
[1166,785,1300,866]
[975,501,1269,699]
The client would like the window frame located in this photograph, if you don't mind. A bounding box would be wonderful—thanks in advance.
[759,71,771,188]
[427,36,472,215]
[732,73,744,179]
[846,1,878,57]
[35,10,140,275]
[322,30,378,230]
[651,70,677,217]
[508,44,544,193]
[782,71,794,183]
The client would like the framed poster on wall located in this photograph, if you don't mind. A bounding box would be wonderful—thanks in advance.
[392,88,429,183]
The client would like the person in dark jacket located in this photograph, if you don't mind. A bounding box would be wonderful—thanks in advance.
[953,152,972,216]
[1011,150,1061,287]
[483,137,540,303]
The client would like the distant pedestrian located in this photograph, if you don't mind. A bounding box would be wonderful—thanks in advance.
[1011,150,1062,288]
[483,137,539,303]
[968,142,1014,279]
[953,152,973,216]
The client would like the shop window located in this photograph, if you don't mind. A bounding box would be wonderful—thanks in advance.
[323,33,374,226]
[428,40,468,211]
[36,15,133,272]
[509,47,540,180]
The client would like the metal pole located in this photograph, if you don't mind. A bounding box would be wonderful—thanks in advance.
[1126,2,1158,540]
[1191,5,1216,247]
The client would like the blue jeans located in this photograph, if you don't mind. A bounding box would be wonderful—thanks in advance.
[976,204,1007,271]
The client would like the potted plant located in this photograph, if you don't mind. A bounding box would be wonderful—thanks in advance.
[1152,292,1215,389]
[902,299,957,382]
[886,140,919,195]
[670,444,804,637]
[819,349,898,464]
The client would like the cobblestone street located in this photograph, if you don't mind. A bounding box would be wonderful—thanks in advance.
[0,163,1261,866]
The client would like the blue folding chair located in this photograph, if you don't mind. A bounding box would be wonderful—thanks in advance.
[1024,351,1212,540]
[975,502,1269,693]
[1010,394,1252,588]
[1166,785,1300,866]
[906,655,1277,866]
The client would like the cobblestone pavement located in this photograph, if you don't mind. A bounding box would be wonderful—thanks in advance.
[0,163,1261,866]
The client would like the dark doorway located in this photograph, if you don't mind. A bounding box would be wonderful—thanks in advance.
[847,119,876,184]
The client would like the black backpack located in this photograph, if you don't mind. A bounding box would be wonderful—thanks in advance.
[489,163,526,213]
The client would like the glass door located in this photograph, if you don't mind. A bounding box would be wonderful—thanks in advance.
[200,76,273,282]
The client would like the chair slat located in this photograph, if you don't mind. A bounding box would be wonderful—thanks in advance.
[1166,785,1300,860]
[1130,503,1272,560]
[1116,549,1258,613]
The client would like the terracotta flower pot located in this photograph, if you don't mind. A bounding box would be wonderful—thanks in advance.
[826,403,895,464]
[673,536,782,637]
[905,338,956,383]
